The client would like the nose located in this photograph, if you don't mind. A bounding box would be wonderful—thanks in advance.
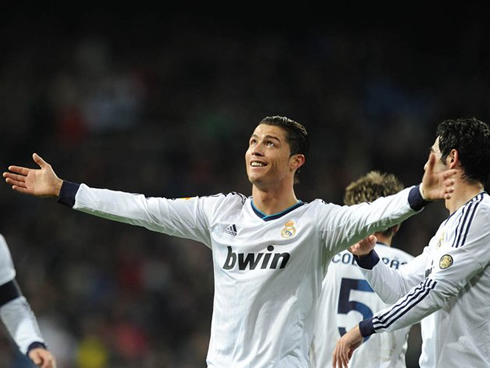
[251,144,264,156]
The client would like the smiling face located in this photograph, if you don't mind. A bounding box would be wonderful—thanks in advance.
[245,124,303,191]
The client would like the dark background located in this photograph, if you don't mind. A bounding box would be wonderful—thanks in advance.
[0,4,489,367]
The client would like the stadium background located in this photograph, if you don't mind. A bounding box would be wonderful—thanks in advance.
[0,4,489,367]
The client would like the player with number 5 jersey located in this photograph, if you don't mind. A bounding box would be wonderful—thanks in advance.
[311,171,416,368]
[333,118,490,368]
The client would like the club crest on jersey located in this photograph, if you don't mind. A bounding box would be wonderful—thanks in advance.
[281,220,296,238]
[439,254,453,269]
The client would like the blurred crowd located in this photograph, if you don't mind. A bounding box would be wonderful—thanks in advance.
[0,7,489,368]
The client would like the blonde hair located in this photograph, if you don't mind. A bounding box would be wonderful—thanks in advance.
[344,171,404,237]
[344,171,404,205]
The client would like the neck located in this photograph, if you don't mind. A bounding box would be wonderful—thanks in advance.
[251,185,299,215]
[374,233,393,247]
[445,179,484,214]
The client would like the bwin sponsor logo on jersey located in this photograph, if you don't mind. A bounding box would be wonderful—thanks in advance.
[223,245,290,270]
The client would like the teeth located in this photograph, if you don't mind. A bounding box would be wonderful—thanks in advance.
[251,161,265,167]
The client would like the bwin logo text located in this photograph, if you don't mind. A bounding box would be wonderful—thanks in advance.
[223,245,290,270]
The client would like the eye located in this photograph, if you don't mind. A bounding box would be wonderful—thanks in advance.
[266,141,275,147]
[249,138,257,146]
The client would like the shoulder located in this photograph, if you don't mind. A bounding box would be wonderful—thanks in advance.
[205,192,248,205]
[0,234,11,258]
[194,192,249,214]
[303,198,338,211]
[459,192,490,230]
[225,192,248,204]
[476,192,490,217]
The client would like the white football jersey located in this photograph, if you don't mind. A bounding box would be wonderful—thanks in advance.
[310,243,414,368]
[0,234,46,354]
[358,192,490,367]
[68,183,426,367]
[0,235,16,285]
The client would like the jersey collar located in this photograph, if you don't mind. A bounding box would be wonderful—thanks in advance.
[251,200,305,221]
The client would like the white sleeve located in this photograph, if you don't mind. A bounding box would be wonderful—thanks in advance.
[0,235,16,285]
[318,185,426,254]
[359,246,430,304]
[1,296,45,354]
[73,184,232,247]
[0,235,45,355]
[369,204,490,334]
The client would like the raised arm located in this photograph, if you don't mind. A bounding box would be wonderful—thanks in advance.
[3,153,63,197]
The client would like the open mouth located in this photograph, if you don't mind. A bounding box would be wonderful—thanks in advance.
[250,161,267,167]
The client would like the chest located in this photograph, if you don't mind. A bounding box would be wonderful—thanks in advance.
[210,211,322,272]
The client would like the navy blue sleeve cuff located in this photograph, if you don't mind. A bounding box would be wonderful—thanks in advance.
[57,181,80,208]
[0,280,21,307]
[359,317,375,337]
[26,341,47,355]
[354,250,380,270]
[408,185,430,211]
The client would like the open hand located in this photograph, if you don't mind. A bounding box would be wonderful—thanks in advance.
[332,325,364,368]
[3,153,63,197]
[420,152,457,200]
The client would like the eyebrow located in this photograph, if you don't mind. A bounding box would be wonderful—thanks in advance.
[250,133,281,142]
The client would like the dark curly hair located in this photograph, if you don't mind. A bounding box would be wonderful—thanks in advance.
[436,118,490,186]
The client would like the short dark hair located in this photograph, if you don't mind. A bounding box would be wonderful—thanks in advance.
[260,116,309,183]
[344,171,404,237]
[436,118,490,186]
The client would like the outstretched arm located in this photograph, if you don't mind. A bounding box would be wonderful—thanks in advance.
[3,153,63,197]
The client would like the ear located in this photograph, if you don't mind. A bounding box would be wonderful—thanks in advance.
[448,149,459,168]
[290,154,306,171]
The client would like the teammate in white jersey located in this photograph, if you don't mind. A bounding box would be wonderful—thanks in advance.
[333,117,490,368]
[3,116,456,368]
[310,171,416,368]
[0,234,56,368]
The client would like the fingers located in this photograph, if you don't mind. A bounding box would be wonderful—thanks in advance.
[426,152,436,172]
[443,169,458,180]
[3,173,28,191]
[4,171,27,183]
[29,349,56,368]
[348,243,359,254]
[33,152,47,168]
[367,234,377,245]
[5,165,31,176]
[332,340,349,368]
[443,172,456,199]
